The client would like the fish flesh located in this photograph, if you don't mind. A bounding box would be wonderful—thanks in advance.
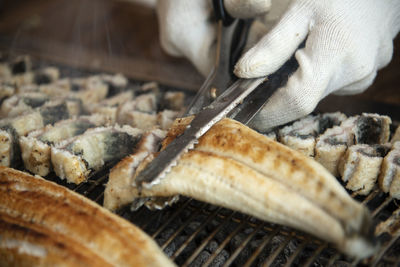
[104,128,167,211]
[0,166,175,267]
[339,144,391,195]
[315,113,391,176]
[20,114,108,176]
[378,141,400,199]
[87,91,134,124]
[0,100,82,167]
[106,117,375,259]
[51,125,143,184]
[279,112,346,157]
[0,92,50,118]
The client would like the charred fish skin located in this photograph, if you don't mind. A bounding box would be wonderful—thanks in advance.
[104,129,166,211]
[51,125,143,184]
[339,144,391,195]
[20,115,107,176]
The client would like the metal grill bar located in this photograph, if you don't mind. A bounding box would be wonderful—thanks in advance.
[284,239,308,267]
[171,207,222,260]
[160,203,208,250]
[262,234,292,266]
[243,227,282,267]
[223,222,264,266]
[182,211,236,267]
[203,216,249,266]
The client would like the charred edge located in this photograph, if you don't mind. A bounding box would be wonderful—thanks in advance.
[40,103,70,125]
[0,125,22,167]
[104,81,124,98]
[34,73,52,85]
[104,132,142,163]
[318,116,337,135]
[325,137,347,146]
[356,117,383,144]
[11,60,27,75]
[22,97,49,109]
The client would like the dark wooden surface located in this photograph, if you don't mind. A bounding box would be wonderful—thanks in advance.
[0,0,399,109]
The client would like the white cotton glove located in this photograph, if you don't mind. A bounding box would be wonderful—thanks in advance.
[156,0,272,76]
[234,0,400,132]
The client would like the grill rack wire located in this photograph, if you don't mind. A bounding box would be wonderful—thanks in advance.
[42,160,400,267]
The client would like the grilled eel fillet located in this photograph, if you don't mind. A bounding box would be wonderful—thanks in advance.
[0,166,175,267]
[106,117,375,259]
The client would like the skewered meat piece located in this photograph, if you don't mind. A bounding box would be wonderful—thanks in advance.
[51,125,143,184]
[0,166,175,267]
[20,114,109,176]
[106,117,375,259]
[279,112,347,157]
[339,144,391,195]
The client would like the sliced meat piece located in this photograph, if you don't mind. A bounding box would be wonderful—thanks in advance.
[339,144,391,195]
[51,125,143,184]
[104,129,166,211]
[315,113,391,176]
[378,141,400,199]
[20,114,108,176]
[279,112,347,157]
[0,100,83,167]
[1,92,50,118]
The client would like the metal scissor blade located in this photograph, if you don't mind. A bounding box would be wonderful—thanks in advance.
[134,77,265,190]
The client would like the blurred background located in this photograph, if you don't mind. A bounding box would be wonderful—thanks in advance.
[0,0,399,116]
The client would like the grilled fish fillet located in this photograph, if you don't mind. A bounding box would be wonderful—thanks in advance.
[106,118,375,258]
[0,166,175,267]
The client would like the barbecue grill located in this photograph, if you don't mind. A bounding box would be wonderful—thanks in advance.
[1,1,400,265]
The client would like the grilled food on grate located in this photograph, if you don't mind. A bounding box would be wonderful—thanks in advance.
[0,166,175,267]
[106,117,376,259]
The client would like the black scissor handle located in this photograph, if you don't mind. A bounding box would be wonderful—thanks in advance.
[212,0,235,26]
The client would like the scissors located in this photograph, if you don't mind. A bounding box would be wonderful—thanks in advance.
[134,0,277,190]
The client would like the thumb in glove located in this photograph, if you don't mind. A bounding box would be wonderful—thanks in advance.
[234,0,400,132]
[156,0,271,76]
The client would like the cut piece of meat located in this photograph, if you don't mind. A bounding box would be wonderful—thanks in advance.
[339,144,391,195]
[378,141,400,199]
[279,112,347,157]
[51,125,143,184]
[20,114,108,176]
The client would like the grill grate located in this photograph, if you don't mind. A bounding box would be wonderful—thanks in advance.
[40,165,400,267]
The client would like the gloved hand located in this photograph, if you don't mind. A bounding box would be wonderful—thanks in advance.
[234,0,400,131]
[156,0,272,76]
